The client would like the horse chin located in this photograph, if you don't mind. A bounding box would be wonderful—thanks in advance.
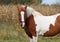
[21,24,25,29]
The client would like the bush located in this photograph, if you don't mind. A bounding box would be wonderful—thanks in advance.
[0,0,42,5]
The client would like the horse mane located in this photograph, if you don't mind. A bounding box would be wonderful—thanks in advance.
[26,6,43,17]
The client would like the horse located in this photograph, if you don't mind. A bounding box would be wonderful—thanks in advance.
[17,5,60,42]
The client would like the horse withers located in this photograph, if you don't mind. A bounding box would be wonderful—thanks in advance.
[17,5,60,42]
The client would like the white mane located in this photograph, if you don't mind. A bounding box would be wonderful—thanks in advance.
[26,6,43,17]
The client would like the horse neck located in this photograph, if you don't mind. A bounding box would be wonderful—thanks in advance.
[26,7,32,17]
[26,7,43,17]
[32,10,43,16]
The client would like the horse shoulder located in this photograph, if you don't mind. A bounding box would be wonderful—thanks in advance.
[25,15,37,38]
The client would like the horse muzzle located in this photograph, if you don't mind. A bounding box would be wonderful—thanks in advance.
[20,21,25,28]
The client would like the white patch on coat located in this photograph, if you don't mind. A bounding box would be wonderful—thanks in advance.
[32,13,60,35]
[30,38,33,42]
[32,36,37,42]
[20,11,25,27]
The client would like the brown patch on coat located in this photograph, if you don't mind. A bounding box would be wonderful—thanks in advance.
[44,15,60,37]
[25,15,36,38]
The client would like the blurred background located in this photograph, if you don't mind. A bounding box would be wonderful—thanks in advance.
[0,0,60,42]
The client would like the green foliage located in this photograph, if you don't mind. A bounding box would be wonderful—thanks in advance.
[0,0,16,4]
[0,0,31,4]
[0,0,11,4]
[0,0,42,5]
[39,0,42,3]
[20,0,31,4]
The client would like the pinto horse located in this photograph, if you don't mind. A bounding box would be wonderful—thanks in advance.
[17,5,60,42]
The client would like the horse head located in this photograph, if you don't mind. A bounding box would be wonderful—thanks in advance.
[17,5,27,28]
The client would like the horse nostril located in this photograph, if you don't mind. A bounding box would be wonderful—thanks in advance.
[21,22,25,28]
[20,23,23,27]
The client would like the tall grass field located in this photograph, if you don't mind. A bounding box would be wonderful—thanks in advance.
[0,4,60,42]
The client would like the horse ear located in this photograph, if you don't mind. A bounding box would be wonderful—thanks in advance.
[17,4,21,11]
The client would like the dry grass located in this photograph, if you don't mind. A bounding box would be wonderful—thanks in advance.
[0,5,18,22]
[31,4,60,15]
